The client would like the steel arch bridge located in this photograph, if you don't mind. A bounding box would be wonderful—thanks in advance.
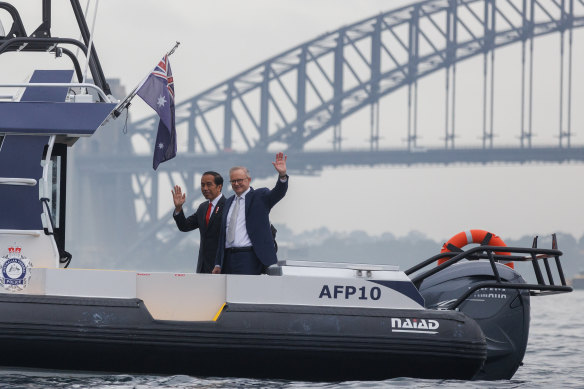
[129,0,584,156]
[74,0,584,265]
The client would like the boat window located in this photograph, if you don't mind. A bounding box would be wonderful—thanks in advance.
[40,155,61,228]
[40,144,67,240]
[50,155,61,228]
[0,135,4,151]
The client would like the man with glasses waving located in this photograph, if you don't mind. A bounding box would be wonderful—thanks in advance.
[212,152,288,275]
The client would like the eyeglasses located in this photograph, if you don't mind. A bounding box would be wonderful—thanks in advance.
[230,178,248,185]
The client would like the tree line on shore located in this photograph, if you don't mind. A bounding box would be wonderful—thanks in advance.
[125,225,583,281]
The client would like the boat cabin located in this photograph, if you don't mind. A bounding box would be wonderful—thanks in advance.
[1,0,118,268]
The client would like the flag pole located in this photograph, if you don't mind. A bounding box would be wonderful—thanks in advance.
[113,41,180,118]
[166,41,181,57]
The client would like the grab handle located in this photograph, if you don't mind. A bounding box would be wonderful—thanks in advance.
[0,177,37,186]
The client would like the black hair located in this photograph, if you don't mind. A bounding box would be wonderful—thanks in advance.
[202,171,223,187]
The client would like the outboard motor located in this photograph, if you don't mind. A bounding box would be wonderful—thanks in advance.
[418,261,530,380]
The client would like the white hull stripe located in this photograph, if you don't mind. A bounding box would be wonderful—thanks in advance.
[465,230,473,245]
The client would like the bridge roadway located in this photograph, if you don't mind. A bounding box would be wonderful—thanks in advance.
[76,146,584,176]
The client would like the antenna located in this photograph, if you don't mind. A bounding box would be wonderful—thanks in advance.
[82,0,100,84]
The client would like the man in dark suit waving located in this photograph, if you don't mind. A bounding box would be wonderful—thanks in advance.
[212,152,288,275]
[172,171,226,273]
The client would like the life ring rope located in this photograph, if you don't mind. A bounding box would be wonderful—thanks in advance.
[439,229,514,269]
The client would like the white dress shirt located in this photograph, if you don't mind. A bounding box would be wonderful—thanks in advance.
[207,193,223,216]
[225,188,251,248]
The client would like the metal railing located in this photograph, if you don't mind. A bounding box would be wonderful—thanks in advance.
[406,234,573,308]
[0,83,112,103]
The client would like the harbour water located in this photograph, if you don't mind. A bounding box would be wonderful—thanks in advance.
[0,291,582,388]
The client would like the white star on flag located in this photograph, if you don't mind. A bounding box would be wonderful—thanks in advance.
[158,143,164,149]
[157,95,167,107]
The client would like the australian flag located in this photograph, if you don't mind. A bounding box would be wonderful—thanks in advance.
[137,54,176,170]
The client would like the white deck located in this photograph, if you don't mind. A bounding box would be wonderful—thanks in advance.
[0,260,424,322]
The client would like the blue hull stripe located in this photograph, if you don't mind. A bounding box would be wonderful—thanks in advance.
[368,280,425,307]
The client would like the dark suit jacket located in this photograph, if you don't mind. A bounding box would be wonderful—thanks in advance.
[216,178,288,269]
[174,195,226,273]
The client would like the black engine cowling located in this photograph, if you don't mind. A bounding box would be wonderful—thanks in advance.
[418,261,530,380]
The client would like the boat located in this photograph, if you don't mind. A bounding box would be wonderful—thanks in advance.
[571,270,584,289]
[0,0,573,381]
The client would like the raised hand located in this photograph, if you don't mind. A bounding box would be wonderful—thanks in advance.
[172,185,186,211]
[272,152,288,177]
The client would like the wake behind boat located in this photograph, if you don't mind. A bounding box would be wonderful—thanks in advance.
[0,0,573,381]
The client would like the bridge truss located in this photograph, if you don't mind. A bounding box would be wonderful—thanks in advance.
[75,0,584,264]
[131,0,584,154]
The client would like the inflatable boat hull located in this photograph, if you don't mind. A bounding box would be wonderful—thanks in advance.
[0,294,486,381]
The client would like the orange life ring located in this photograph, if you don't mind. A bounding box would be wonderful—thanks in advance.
[438,229,514,269]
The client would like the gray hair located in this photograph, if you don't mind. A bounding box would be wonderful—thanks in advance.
[229,166,250,178]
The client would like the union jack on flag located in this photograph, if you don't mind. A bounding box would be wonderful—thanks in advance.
[137,54,177,170]
[151,55,174,101]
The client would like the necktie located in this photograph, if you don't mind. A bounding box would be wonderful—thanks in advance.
[205,201,212,226]
[227,196,240,244]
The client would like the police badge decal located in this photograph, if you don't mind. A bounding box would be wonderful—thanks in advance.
[0,246,33,292]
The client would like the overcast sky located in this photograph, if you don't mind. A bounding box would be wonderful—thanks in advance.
[4,0,584,243]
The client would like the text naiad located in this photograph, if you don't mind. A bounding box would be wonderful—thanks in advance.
[391,318,440,333]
